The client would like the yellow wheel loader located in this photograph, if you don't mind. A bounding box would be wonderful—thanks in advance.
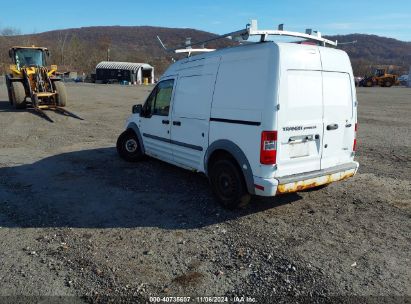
[5,46,81,122]
[360,68,400,88]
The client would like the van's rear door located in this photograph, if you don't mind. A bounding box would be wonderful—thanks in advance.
[319,47,356,169]
[276,70,323,176]
[275,44,324,177]
[276,44,357,177]
[321,71,354,169]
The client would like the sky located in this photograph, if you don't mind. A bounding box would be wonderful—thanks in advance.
[1,0,410,41]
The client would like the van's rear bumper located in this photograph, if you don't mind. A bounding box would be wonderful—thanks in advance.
[253,161,359,196]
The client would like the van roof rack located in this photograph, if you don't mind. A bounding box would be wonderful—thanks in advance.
[159,19,338,55]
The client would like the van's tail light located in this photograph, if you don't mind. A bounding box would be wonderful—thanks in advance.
[260,131,277,164]
[353,123,358,151]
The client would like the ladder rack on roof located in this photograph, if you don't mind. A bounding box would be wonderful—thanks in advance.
[174,48,216,55]
[163,19,337,55]
[244,19,337,46]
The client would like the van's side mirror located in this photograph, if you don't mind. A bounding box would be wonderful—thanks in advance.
[132,104,142,114]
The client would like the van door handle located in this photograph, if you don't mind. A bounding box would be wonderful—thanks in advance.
[173,121,181,126]
[162,119,169,125]
[326,124,338,130]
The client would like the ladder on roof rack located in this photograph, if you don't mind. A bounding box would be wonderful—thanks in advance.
[159,19,338,55]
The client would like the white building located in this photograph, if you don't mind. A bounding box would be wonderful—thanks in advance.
[95,61,154,84]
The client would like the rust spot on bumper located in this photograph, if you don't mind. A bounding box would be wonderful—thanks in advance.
[276,169,355,194]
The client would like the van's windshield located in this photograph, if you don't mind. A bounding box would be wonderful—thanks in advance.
[15,49,45,68]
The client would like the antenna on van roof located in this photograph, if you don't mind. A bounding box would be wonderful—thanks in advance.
[156,35,216,57]
[157,35,177,61]
[185,37,192,49]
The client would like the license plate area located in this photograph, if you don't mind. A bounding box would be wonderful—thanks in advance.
[289,142,310,158]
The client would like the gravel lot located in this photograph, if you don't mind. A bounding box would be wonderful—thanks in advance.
[0,83,410,303]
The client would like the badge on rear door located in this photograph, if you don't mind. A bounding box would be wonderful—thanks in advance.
[283,126,303,131]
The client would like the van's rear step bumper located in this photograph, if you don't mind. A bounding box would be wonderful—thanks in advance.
[253,162,359,196]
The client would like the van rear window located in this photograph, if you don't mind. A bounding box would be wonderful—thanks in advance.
[287,70,323,108]
[322,72,353,118]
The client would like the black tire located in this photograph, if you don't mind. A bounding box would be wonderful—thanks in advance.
[116,130,144,162]
[384,80,393,87]
[209,158,251,209]
[54,81,67,107]
[5,76,13,105]
[366,80,373,87]
[11,81,26,109]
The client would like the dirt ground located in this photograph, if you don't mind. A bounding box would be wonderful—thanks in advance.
[0,82,410,303]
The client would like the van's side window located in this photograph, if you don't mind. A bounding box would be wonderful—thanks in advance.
[153,79,174,116]
[143,89,157,115]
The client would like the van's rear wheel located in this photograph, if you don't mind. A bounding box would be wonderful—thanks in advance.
[116,130,144,162]
[209,158,251,209]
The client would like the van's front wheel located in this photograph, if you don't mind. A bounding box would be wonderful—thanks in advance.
[116,130,144,162]
[209,158,251,209]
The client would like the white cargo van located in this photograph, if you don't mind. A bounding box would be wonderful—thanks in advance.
[117,21,359,208]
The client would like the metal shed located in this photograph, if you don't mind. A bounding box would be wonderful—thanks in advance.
[95,61,154,84]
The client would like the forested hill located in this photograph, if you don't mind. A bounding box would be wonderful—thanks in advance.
[0,26,410,76]
[326,33,411,75]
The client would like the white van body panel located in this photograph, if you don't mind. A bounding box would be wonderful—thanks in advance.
[276,68,323,177]
[319,47,357,170]
[171,57,220,170]
[209,43,279,179]
[125,41,358,197]
[276,44,324,177]
[321,71,355,169]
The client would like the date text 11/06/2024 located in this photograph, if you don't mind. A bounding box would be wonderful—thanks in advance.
[149,296,257,303]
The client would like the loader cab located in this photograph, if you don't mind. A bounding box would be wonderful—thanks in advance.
[9,47,49,69]
[375,69,386,77]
